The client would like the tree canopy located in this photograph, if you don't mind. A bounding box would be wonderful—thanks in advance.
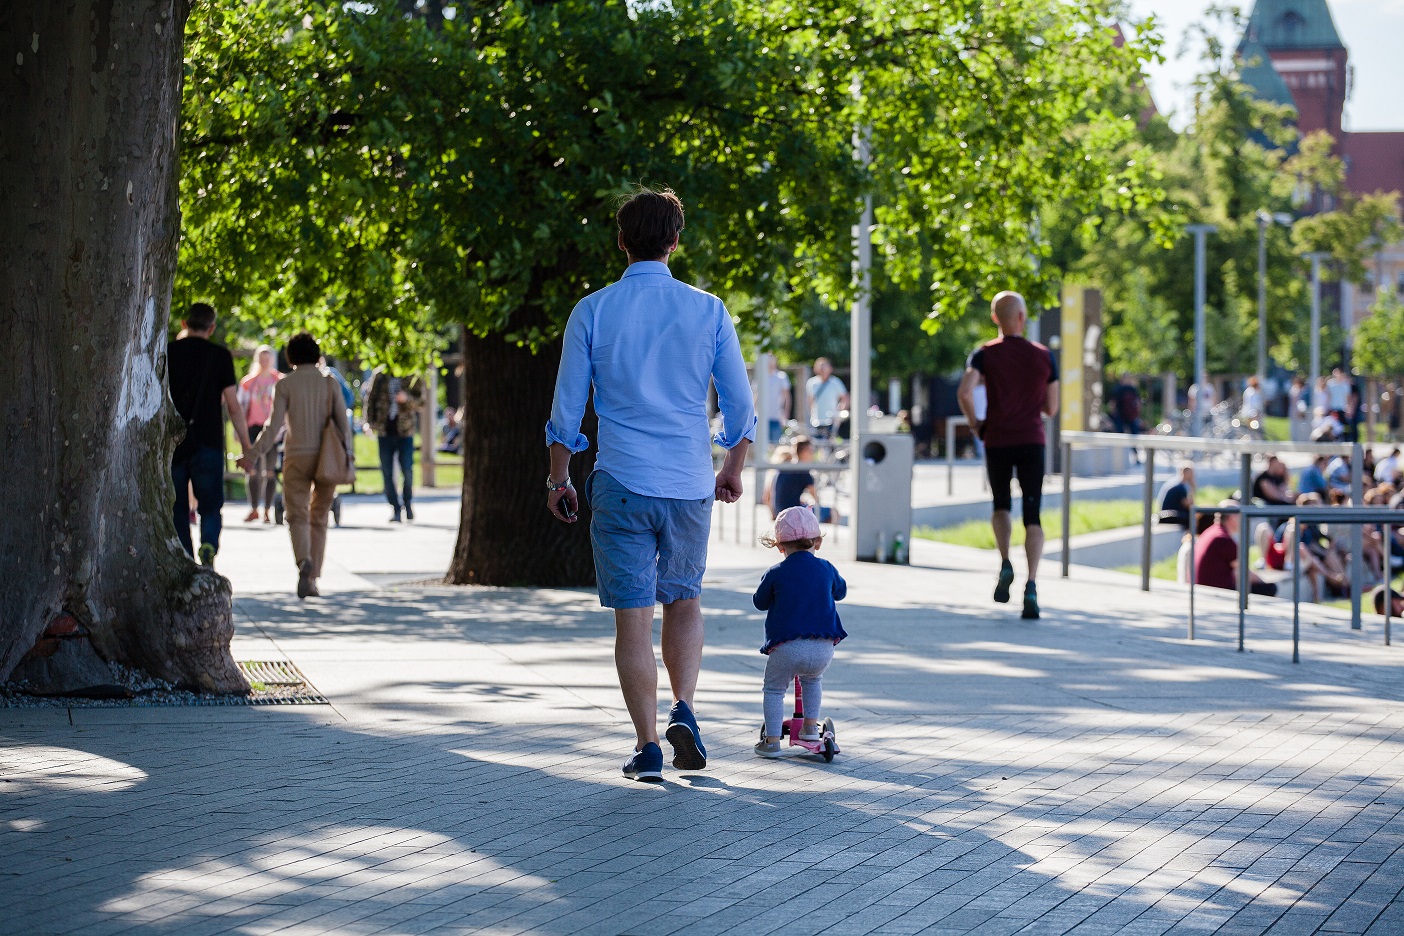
[176,0,1164,366]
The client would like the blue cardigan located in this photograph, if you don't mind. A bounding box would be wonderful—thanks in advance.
[752,550,848,654]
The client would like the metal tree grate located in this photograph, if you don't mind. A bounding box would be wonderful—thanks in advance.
[237,660,327,705]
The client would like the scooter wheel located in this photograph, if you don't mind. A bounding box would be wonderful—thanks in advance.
[823,738,835,763]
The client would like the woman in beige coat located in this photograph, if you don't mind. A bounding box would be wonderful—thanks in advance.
[250,333,352,598]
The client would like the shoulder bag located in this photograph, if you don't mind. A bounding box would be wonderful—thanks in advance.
[316,373,357,486]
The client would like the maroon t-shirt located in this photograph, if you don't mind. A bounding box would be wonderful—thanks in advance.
[1194,523,1238,591]
[968,335,1058,448]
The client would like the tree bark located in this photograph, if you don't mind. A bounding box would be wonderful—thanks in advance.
[447,332,597,586]
[0,0,247,692]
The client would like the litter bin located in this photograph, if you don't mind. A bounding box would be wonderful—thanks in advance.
[854,433,914,562]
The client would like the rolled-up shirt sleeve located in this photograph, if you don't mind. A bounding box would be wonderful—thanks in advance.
[545,300,593,452]
[711,305,757,449]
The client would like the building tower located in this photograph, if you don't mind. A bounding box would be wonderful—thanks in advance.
[1242,0,1349,145]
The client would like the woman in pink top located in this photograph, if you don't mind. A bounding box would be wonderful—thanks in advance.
[238,345,281,522]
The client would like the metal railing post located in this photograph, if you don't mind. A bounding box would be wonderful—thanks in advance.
[751,464,761,548]
[949,418,960,496]
[1141,448,1155,592]
[1189,504,1197,641]
[1239,454,1252,614]
[1061,441,1072,578]
[1385,526,1392,648]
[1292,538,1301,664]
[1351,444,1364,630]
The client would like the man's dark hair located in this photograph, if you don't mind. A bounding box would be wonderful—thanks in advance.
[286,332,321,366]
[616,187,684,260]
[186,302,216,332]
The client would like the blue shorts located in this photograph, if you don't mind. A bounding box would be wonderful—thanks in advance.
[586,470,712,609]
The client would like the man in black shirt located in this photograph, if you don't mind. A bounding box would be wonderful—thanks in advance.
[1251,456,1294,506]
[168,303,252,566]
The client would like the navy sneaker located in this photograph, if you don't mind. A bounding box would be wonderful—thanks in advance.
[665,700,707,770]
[622,742,664,782]
[1022,582,1040,620]
[994,559,1014,603]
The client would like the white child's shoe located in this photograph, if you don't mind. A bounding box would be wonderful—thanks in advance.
[754,741,800,758]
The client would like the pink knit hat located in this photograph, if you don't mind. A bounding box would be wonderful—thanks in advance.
[774,506,822,543]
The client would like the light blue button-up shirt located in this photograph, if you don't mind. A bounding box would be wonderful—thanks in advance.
[546,261,757,500]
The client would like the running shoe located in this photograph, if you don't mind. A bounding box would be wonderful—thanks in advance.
[1022,582,1040,620]
[198,544,216,568]
[622,742,664,782]
[994,559,1015,603]
[665,700,707,770]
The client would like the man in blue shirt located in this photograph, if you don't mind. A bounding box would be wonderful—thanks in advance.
[1298,456,1329,498]
[545,188,756,782]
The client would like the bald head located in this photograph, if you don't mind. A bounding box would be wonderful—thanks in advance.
[991,291,1027,336]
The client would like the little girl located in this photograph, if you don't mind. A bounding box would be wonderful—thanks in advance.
[752,506,848,757]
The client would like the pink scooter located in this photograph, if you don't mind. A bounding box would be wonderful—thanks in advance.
[762,677,839,762]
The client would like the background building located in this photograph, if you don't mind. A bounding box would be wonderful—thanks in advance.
[1240,0,1404,332]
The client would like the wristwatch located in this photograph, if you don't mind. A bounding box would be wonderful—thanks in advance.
[546,476,574,493]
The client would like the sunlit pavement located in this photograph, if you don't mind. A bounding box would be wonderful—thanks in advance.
[3,492,1404,935]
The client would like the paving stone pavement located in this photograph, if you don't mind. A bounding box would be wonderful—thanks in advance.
[4,495,1404,935]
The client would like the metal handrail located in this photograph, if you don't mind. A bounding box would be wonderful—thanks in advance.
[1189,502,1401,663]
[1057,431,1365,629]
[1058,430,1356,457]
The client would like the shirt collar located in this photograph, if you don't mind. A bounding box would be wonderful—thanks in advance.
[620,260,674,280]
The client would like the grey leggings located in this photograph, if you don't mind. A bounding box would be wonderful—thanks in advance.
[763,639,835,738]
[246,425,277,511]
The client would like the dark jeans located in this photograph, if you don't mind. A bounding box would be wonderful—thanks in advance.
[378,434,415,509]
[172,445,225,556]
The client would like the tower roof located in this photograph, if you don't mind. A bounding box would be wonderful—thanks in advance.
[1244,0,1345,51]
[1238,36,1297,110]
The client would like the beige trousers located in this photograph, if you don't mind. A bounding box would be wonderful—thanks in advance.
[282,453,337,578]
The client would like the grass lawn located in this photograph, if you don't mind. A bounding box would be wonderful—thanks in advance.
[916,500,1146,550]
[918,485,1242,551]
[1117,546,1264,582]
[1261,416,1289,442]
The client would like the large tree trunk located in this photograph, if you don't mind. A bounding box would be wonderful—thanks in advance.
[447,332,597,586]
[0,0,247,692]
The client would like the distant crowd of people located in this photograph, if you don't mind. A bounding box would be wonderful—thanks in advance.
[1160,450,1404,611]
[1289,368,1365,443]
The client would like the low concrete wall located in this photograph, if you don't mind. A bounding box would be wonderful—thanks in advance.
[1044,524,1184,570]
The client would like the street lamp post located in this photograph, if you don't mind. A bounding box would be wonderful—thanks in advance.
[850,119,872,561]
[1187,224,1217,437]
[1307,252,1329,383]
[1256,211,1293,384]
